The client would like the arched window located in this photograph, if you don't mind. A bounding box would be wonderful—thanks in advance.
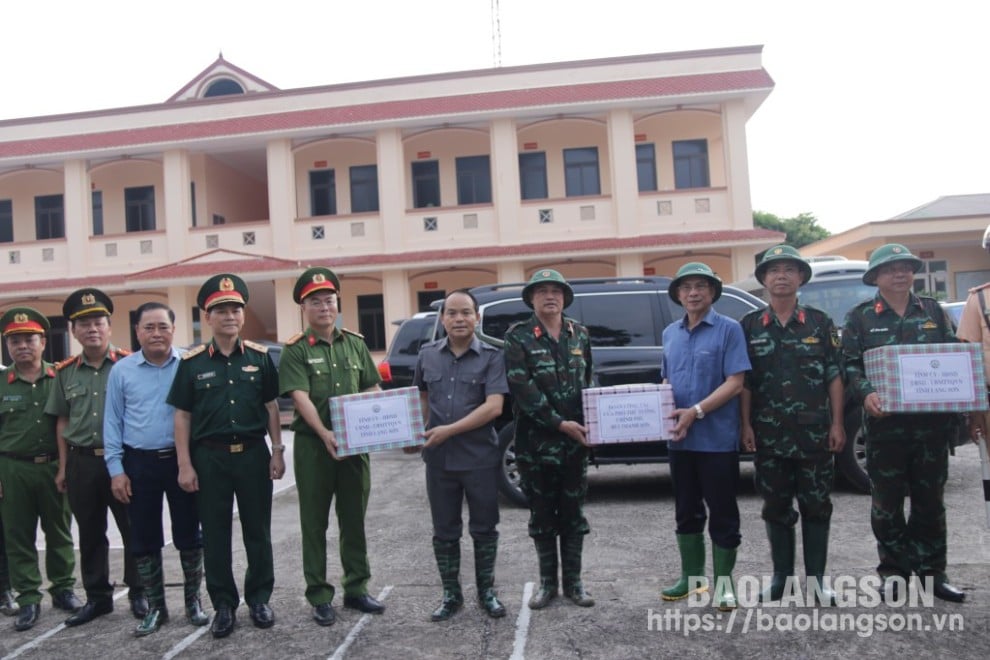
[203,78,245,97]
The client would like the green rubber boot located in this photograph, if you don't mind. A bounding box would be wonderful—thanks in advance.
[760,522,795,602]
[180,549,209,626]
[661,533,708,601]
[712,544,738,611]
[473,536,506,618]
[528,536,558,609]
[802,520,836,606]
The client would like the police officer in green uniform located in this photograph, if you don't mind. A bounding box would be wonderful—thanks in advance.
[278,267,384,627]
[740,246,845,605]
[0,308,82,631]
[168,274,286,638]
[842,244,965,602]
[46,288,146,626]
[504,269,594,610]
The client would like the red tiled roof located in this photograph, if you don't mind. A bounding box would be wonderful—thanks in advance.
[0,70,774,159]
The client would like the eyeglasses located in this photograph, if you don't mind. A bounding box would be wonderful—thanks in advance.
[305,297,338,309]
[678,282,710,293]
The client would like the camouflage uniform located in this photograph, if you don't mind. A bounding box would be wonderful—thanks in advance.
[842,291,957,581]
[504,313,592,599]
[742,304,841,526]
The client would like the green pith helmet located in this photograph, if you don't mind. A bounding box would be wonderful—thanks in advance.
[522,268,574,309]
[755,244,812,286]
[668,262,723,306]
[863,243,923,285]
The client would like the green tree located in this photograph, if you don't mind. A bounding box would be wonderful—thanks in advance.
[753,211,830,261]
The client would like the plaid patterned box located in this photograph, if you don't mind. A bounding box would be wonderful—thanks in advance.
[864,343,988,413]
[582,383,675,444]
[329,386,425,457]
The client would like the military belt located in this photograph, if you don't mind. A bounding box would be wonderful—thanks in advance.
[198,435,264,453]
[67,444,104,457]
[0,451,57,464]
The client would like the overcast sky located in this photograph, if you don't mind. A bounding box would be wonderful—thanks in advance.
[2,0,986,234]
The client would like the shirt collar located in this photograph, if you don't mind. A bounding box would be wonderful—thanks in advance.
[760,304,807,327]
[7,363,56,384]
[208,337,244,358]
[304,326,341,346]
[678,306,717,329]
[872,291,924,315]
[439,335,482,356]
[137,346,181,366]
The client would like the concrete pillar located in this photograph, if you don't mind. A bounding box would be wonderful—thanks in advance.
[721,100,754,230]
[490,118,520,243]
[162,149,192,261]
[63,159,89,275]
[606,109,638,236]
[274,278,302,340]
[376,128,405,254]
[382,269,411,344]
[616,253,645,278]
[266,139,296,256]
[168,285,193,347]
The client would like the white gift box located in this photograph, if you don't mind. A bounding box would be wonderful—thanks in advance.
[582,383,674,444]
[328,386,426,456]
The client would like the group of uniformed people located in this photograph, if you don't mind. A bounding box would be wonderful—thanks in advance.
[0,239,979,640]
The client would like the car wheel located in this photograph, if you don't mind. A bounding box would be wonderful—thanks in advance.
[838,404,871,494]
[496,423,528,507]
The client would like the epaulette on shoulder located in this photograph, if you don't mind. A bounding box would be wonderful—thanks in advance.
[182,344,206,360]
[284,332,305,346]
[969,282,990,294]
[55,355,78,371]
[342,328,364,339]
[243,339,268,353]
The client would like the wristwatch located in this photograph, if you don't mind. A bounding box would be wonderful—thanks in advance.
[693,404,705,419]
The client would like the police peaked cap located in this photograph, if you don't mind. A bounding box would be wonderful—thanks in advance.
[0,306,50,336]
[293,267,341,304]
[63,288,113,320]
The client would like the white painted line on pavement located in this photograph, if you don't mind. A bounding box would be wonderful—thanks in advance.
[510,581,534,660]
[327,585,393,660]
[162,618,212,660]
[2,589,130,660]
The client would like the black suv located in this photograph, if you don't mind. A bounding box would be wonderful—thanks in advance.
[430,276,766,506]
[378,312,438,390]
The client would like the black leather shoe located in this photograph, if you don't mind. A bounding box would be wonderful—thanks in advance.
[478,588,506,618]
[248,603,275,628]
[313,602,336,626]
[65,599,113,626]
[52,589,83,613]
[430,591,463,622]
[15,604,40,631]
[130,593,150,619]
[933,580,966,603]
[343,594,385,614]
[210,606,236,638]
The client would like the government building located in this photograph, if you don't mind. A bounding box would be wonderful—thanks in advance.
[0,45,779,359]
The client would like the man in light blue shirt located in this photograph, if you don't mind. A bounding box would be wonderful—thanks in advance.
[104,302,208,636]
[660,263,750,611]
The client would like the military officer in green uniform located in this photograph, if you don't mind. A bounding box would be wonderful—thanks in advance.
[168,274,286,638]
[278,267,384,627]
[46,288,146,626]
[0,308,82,631]
[504,269,594,610]
[842,243,965,602]
[740,246,845,605]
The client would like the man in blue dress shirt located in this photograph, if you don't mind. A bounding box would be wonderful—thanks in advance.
[660,263,751,611]
[104,302,208,636]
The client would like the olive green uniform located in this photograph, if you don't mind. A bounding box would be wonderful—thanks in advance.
[0,363,75,607]
[45,347,138,603]
[842,292,957,580]
[167,339,279,610]
[278,327,380,606]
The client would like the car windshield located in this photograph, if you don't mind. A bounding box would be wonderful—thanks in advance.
[797,279,877,323]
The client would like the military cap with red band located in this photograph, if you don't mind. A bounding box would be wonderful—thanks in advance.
[293,267,341,304]
[0,306,50,336]
[197,273,249,311]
